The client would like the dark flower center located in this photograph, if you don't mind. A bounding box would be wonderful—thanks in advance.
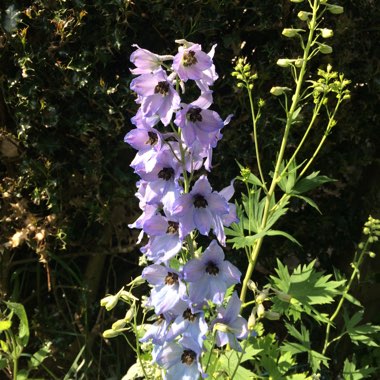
[146,131,158,145]
[181,349,196,365]
[182,50,198,67]
[205,261,219,276]
[165,272,178,285]
[183,308,197,322]
[154,81,169,95]
[166,221,179,234]
[186,107,203,123]
[158,167,174,181]
[193,194,208,208]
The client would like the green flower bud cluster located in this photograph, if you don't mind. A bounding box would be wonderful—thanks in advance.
[363,216,380,240]
[232,57,258,90]
[309,64,351,101]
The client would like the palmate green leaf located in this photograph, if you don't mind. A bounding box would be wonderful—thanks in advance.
[291,171,335,195]
[271,260,345,322]
[281,324,329,373]
[218,345,261,380]
[344,310,380,347]
[342,357,376,380]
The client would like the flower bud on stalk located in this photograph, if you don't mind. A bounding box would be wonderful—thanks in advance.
[298,11,311,21]
[327,5,344,14]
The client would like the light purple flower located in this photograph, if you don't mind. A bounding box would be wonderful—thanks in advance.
[130,44,173,75]
[165,308,208,348]
[183,240,241,305]
[174,103,224,149]
[140,313,173,345]
[156,336,203,380]
[130,68,180,125]
[172,43,213,82]
[172,175,229,245]
[142,264,187,315]
[141,214,182,263]
[212,292,248,352]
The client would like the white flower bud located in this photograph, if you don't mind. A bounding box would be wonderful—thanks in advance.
[282,28,304,38]
[277,59,292,67]
[257,303,265,318]
[103,329,121,339]
[270,86,291,96]
[297,11,311,21]
[264,311,281,320]
[320,28,334,38]
[112,319,127,331]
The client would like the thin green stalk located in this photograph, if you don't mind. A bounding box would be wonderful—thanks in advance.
[322,238,370,355]
[248,90,266,191]
[279,94,325,177]
[230,338,249,380]
[240,0,320,305]
[204,331,217,375]
[299,98,342,177]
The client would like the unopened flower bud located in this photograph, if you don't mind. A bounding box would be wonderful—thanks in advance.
[298,11,311,21]
[255,291,268,304]
[103,329,121,339]
[327,5,344,14]
[270,86,291,96]
[247,279,258,291]
[120,290,139,302]
[319,44,333,54]
[127,275,145,287]
[277,59,292,67]
[125,305,135,323]
[248,313,256,330]
[368,251,376,258]
[257,303,265,318]
[295,58,304,68]
[363,227,370,235]
[320,28,334,38]
[264,311,281,320]
[112,319,127,331]
[282,28,304,38]
[276,291,292,303]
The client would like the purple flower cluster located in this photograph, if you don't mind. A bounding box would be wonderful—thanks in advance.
[126,40,247,379]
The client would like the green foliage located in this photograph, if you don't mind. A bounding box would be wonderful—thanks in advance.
[270,259,345,322]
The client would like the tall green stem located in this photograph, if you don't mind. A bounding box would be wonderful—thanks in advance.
[240,0,320,305]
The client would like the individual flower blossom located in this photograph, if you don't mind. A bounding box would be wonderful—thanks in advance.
[212,292,248,352]
[141,214,183,264]
[130,68,180,125]
[172,42,213,82]
[174,102,223,150]
[130,44,173,75]
[172,175,229,245]
[142,264,188,315]
[183,240,241,305]
[155,336,203,380]
[138,148,182,208]
[140,313,173,345]
[165,308,208,348]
